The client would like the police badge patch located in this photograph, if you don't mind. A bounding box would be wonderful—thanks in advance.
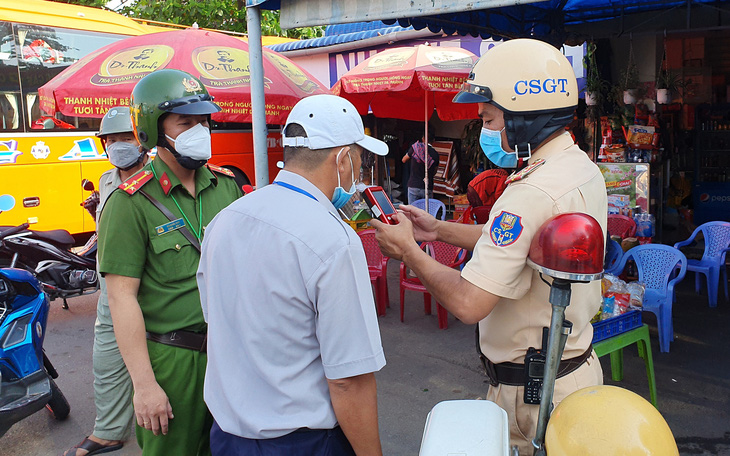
[490,211,523,247]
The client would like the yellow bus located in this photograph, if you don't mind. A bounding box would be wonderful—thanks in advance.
[0,0,292,237]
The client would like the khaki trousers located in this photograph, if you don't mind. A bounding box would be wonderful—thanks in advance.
[486,351,603,456]
[92,282,135,441]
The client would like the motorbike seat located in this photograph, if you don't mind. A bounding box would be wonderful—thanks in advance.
[0,227,75,249]
[30,229,75,249]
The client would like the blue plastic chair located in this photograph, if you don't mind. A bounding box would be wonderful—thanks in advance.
[604,238,624,276]
[673,221,730,308]
[614,244,687,353]
[412,198,446,220]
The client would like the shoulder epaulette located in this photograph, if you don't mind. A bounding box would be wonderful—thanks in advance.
[118,169,154,195]
[505,158,546,185]
[207,163,235,178]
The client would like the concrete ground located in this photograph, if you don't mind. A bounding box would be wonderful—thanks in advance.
[1,260,729,455]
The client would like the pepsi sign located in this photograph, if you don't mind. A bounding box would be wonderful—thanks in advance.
[699,193,730,203]
[694,183,730,224]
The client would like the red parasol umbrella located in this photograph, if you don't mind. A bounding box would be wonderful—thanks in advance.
[332,44,478,204]
[38,27,329,124]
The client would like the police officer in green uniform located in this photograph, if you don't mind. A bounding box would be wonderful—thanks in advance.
[97,69,241,456]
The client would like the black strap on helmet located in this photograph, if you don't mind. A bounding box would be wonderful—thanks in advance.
[504,108,575,159]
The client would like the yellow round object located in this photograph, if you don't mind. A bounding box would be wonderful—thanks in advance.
[545,385,678,456]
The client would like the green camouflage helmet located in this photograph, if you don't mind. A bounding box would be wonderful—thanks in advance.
[130,69,221,150]
[97,106,134,139]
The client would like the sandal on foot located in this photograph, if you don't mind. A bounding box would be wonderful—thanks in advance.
[63,437,123,456]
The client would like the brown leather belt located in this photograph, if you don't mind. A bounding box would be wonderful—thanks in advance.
[480,345,593,387]
[146,330,207,353]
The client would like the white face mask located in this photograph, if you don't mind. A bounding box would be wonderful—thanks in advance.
[165,123,212,160]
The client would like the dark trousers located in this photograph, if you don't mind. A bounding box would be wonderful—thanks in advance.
[210,420,356,456]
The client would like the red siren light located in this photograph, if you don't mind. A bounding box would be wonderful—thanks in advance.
[526,213,605,282]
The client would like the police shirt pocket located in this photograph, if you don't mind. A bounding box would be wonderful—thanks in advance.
[149,231,197,282]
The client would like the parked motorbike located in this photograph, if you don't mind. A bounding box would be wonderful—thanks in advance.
[0,181,99,309]
[0,234,70,437]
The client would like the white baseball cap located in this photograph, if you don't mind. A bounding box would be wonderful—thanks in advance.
[282,94,388,156]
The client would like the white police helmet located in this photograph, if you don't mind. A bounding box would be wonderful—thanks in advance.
[453,39,578,159]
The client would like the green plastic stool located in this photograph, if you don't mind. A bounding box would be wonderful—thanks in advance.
[593,324,657,407]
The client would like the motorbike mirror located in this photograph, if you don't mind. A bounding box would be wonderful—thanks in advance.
[82,179,95,192]
[0,194,16,212]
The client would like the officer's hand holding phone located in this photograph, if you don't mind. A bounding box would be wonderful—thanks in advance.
[397,205,440,242]
[370,212,418,262]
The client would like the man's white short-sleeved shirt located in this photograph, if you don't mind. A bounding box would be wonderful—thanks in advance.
[197,170,385,439]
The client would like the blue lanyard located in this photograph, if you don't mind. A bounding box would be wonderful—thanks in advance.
[273,181,317,201]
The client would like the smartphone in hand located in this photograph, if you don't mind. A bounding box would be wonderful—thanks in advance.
[363,186,398,225]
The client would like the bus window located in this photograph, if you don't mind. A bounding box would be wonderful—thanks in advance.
[14,23,120,131]
[0,22,20,131]
[0,94,19,130]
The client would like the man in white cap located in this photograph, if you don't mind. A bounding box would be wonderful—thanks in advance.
[197,94,388,456]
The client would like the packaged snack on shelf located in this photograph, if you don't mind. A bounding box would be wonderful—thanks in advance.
[601,277,611,295]
[606,276,628,295]
[602,273,621,294]
[605,145,626,163]
[607,194,630,212]
[627,125,655,146]
[626,281,646,308]
[601,295,615,320]
[610,292,631,316]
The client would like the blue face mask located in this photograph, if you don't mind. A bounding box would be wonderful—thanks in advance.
[479,127,517,169]
[331,148,356,209]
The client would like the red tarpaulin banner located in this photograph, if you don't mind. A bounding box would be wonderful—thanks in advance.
[39,28,329,124]
[332,45,478,122]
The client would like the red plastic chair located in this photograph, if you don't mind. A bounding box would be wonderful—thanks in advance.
[399,241,466,329]
[607,214,637,239]
[358,229,390,316]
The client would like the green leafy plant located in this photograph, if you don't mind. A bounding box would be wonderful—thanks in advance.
[656,69,686,94]
[607,86,635,128]
[619,61,640,91]
[583,42,608,95]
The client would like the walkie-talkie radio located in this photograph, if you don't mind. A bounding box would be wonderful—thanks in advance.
[523,347,546,404]
[523,328,549,405]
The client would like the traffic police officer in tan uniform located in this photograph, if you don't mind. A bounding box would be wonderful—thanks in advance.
[98,69,241,456]
[372,39,607,454]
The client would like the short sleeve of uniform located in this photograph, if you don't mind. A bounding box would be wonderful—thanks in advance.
[98,190,147,279]
[461,182,554,300]
[307,241,385,380]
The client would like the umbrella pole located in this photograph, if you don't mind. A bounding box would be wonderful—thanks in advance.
[246,4,270,189]
[424,92,429,208]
